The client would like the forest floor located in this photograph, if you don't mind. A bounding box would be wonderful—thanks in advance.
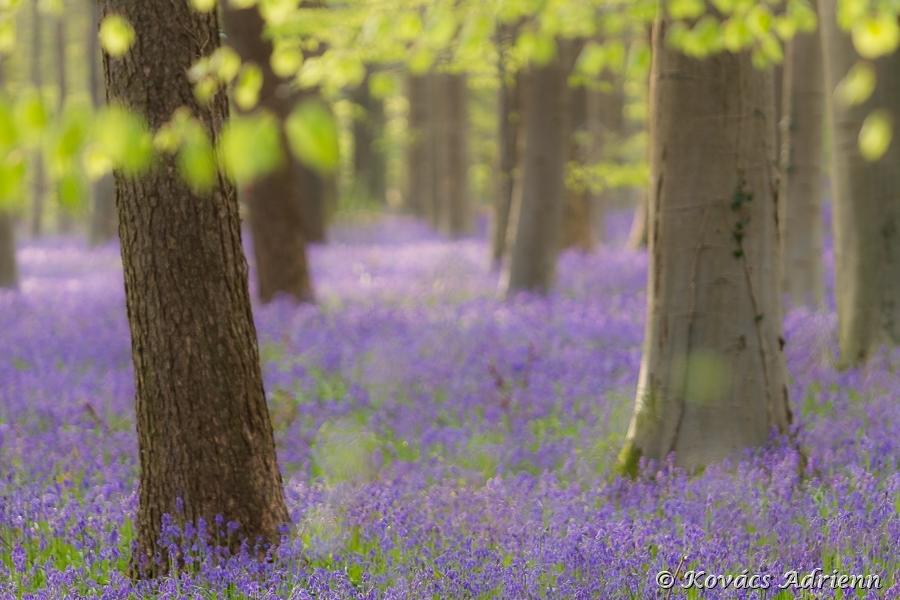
[1,212,899,598]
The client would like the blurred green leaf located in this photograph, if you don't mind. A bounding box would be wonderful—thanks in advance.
[425,7,457,48]
[285,99,339,174]
[57,172,86,211]
[94,105,153,174]
[219,111,283,184]
[516,30,556,66]
[575,42,606,76]
[99,14,135,57]
[396,12,423,42]
[179,133,217,193]
[270,43,303,78]
[0,18,16,55]
[234,64,263,110]
[723,17,753,52]
[190,0,216,12]
[210,46,241,82]
[0,150,24,203]
[859,109,893,161]
[669,0,705,20]
[835,61,876,107]
[368,72,395,99]
[852,14,900,59]
[0,101,18,149]
[407,47,434,75]
[15,92,49,145]
[193,76,219,105]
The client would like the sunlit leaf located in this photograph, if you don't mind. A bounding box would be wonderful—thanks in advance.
[0,18,15,55]
[787,0,817,32]
[57,172,86,210]
[852,15,900,59]
[190,0,216,12]
[229,0,257,8]
[15,92,49,144]
[774,15,797,40]
[270,43,302,78]
[760,33,784,64]
[859,109,893,161]
[99,14,135,58]
[179,132,216,193]
[368,72,395,99]
[83,143,112,179]
[210,46,241,82]
[835,61,876,107]
[259,0,296,26]
[0,101,18,149]
[457,13,493,58]
[234,63,263,110]
[396,12,422,42]
[516,31,556,66]
[0,150,24,204]
[284,99,339,174]
[712,0,736,14]
[575,42,606,76]
[94,105,153,174]
[747,4,773,35]
[668,0,705,20]
[425,7,457,48]
[193,76,219,105]
[219,112,283,184]
[407,47,434,75]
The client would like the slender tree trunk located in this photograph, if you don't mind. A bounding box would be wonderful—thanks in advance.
[560,83,593,251]
[87,0,117,246]
[625,193,648,250]
[432,72,471,237]
[0,60,17,290]
[491,31,522,266]
[222,5,313,303]
[501,50,569,296]
[56,12,76,233]
[405,73,434,220]
[780,6,824,309]
[30,0,44,238]
[619,17,792,474]
[352,72,386,205]
[820,0,900,366]
[584,85,606,244]
[99,0,289,577]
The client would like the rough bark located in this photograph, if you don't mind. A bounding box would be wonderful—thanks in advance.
[560,83,593,251]
[432,72,471,237]
[780,8,824,309]
[30,0,44,238]
[491,31,522,266]
[88,0,117,246]
[352,72,387,205]
[820,0,900,366]
[222,4,313,303]
[619,18,792,474]
[99,0,289,577]
[405,73,434,220]
[501,51,569,296]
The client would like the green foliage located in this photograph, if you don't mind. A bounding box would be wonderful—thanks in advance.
[285,99,340,174]
[835,60,876,107]
[98,14,134,58]
[219,111,283,185]
[858,108,893,161]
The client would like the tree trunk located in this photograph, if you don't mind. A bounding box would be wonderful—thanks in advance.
[501,52,569,296]
[780,6,825,309]
[352,72,387,205]
[30,0,43,238]
[0,211,15,289]
[293,158,329,243]
[625,192,648,250]
[560,83,593,251]
[619,18,792,474]
[222,5,313,303]
[56,12,76,234]
[405,73,435,221]
[491,33,522,266]
[99,0,289,577]
[88,0,117,246]
[432,72,471,237]
[820,0,900,367]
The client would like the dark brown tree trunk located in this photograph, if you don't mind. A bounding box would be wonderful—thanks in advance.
[222,5,313,303]
[293,158,329,243]
[433,72,471,236]
[88,0,117,246]
[352,72,387,205]
[502,49,570,296]
[561,84,593,251]
[406,73,435,221]
[30,0,44,238]
[99,0,289,578]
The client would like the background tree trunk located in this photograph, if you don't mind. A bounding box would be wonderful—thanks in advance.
[88,0,117,247]
[780,6,825,309]
[820,0,900,366]
[222,5,314,303]
[501,50,569,296]
[0,60,17,290]
[619,18,792,474]
[560,83,593,251]
[99,0,289,577]
[30,0,43,238]
[56,11,75,234]
[405,73,434,221]
[352,72,386,205]
[491,30,522,266]
[432,72,471,237]
[625,192,648,250]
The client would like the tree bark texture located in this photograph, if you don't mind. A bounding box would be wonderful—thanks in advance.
[352,72,387,205]
[30,0,44,238]
[0,211,16,289]
[560,84,593,251]
[780,9,825,309]
[405,73,435,222]
[501,54,569,296]
[222,5,313,303]
[820,0,900,367]
[99,0,289,577]
[620,18,792,474]
[88,0,117,246]
[432,72,472,237]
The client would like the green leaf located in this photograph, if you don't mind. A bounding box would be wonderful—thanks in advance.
[425,7,457,48]
[99,14,135,58]
[575,42,605,76]
[0,18,16,55]
[0,150,24,204]
[270,43,302,78]
[0,101,18,149]
[234,64,263,110]
[94,105,153,174]
[190,0,216,12]
[15,92,49,144]
[760,33,784,64]
[747,4,773,35]
[396,12,423,42]
[669,0,706,20]
[835,61,876,107]
[284,99,339,174]
[859,109,893,161]
[57,172,86,210]
[179,133,216,193]
[516,31,557,66]
[457,13,493,58]
[852,14,900,59]
[368,72,395,99]
[219,112,283,184]
[787,0,817,33]
[407,47,434,75]
[210,46,242,82]
[193,76,219,105]
[723,17,753,52]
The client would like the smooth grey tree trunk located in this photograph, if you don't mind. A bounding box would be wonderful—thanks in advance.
[619,17,792,474]
[820,0,900,367]
[501,52,569,297]
[780,4,825,309]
